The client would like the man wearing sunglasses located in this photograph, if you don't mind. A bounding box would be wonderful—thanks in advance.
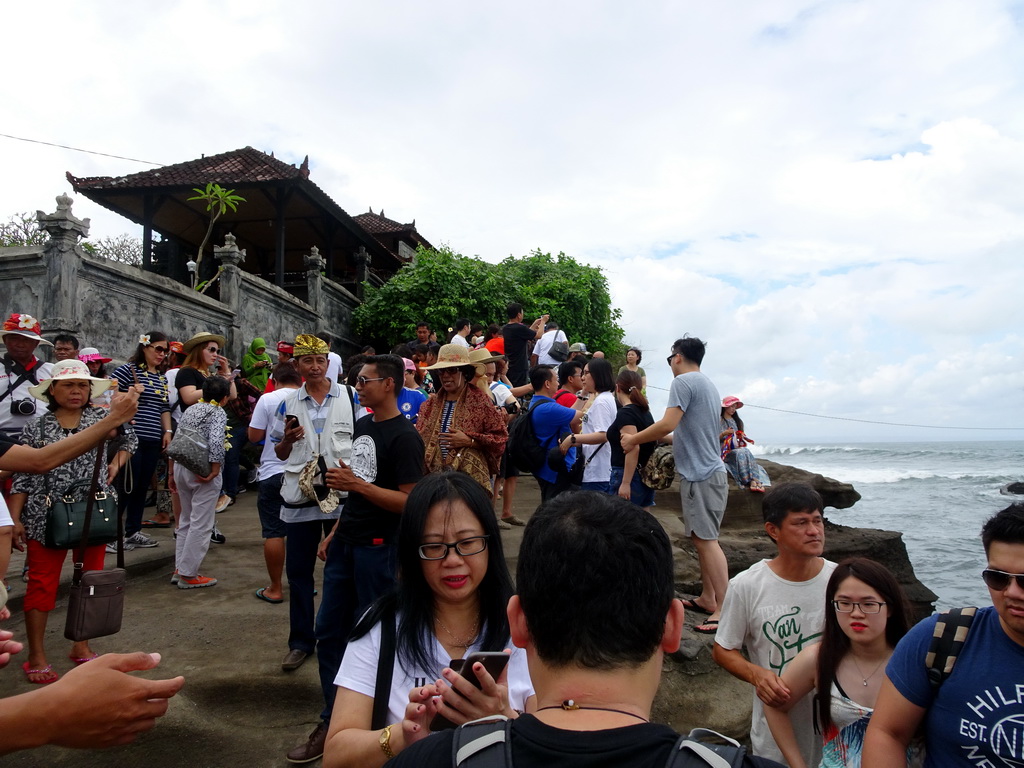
[865,502,1024,767]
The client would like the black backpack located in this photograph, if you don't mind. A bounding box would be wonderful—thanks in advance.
[452,719,785,768]
[506,400,549,473]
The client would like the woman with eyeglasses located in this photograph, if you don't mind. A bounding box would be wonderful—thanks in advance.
[764,558,917,768]
[112,331,173,551]
[323,471,534,768]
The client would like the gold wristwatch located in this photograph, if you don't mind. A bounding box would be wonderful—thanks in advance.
[379,724,395,759]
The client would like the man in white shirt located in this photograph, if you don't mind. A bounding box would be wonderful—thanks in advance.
[531,322,568,366]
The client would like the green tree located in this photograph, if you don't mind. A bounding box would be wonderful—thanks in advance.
[353,246,625,355]
[187,183,246,282]
[0,212,47,247]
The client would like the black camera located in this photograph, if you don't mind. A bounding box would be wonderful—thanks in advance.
[11,398,36,416]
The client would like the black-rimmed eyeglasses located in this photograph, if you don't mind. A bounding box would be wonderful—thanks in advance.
[982,569,1024,591]
[356,376,385,386]
[418,535,489,561]
[832,600,886,614]
[666,353,678,366]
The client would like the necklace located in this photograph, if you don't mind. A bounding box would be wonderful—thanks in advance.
[537,700,648,723]
[435,616,479,649]
[850,655,887,686]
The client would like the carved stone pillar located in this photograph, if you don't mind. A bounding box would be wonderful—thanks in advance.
[354,246,371,300]
[214,233,245,357]
[37,193,90,339]
[304,245,326,314]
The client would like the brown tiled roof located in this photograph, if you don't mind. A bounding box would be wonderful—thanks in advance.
[67,146,310,190]
[352,210,415,234]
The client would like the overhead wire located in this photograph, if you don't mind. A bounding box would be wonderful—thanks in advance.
[0,132,163,166]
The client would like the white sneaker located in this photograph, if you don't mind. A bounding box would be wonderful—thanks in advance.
[126,531,159,548]
[106,538,135,554]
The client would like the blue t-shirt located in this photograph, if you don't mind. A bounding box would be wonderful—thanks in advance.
[530,396,576,484]
[886,605,1024,767]
[396,388,427,424]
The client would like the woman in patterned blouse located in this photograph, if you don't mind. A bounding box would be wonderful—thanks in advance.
[8,360,137,684]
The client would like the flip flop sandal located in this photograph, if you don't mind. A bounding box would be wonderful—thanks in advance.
[142,519,172,528]
[255,588,284,604]
[680,598,713,616]
[694,620,719,635]
[69,653,100,665]
[22,662,59,684]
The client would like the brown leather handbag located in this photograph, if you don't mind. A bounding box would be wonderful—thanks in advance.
[64,440,126,641]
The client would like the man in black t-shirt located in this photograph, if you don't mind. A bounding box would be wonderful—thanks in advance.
[501,303,548,387]
[284,355,424,764]
[383,492,690,768]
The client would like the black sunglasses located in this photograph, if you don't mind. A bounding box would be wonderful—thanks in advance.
[982,568,1024,591]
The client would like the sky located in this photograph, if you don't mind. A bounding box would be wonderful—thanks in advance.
[3,0,1024,443]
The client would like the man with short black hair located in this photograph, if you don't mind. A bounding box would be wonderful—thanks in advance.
[408,321,432,349]
[450,318,472,348]
[52,334,79,362]
[527,365,581,501]
[621,336,728,632]
[713,483,836,766]
[864,502,1024,767]
[554,360,584,407]
[502,304,548,387]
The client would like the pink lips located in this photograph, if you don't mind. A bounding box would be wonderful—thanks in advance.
[443,575,469,589]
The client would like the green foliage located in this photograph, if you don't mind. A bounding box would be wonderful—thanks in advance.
[353,246,625,355]
[187,183,246,281]
[0,212,47,247]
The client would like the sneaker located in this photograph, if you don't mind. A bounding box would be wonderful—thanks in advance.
[286,721,328,763]
[170,570,179,585]
[177,574,217,589]
[215,494,231,513]
[247,467,259,485]
[210,527,226,544]
[126,531,159,548]
[236,485,247,495]
[106,538,135,554]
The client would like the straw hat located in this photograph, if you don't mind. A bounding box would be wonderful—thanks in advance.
[28,359,114,401]
[182,332,226,355]
[78,347,113,364]
[468,348,503,366]
[425,344,474,370]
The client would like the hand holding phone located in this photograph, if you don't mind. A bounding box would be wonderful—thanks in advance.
[429,651,511,731]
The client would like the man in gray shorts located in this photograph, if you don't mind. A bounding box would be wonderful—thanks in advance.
[621,335,728,633]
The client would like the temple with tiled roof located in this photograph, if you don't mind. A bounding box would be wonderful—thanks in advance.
[67,146,431,296]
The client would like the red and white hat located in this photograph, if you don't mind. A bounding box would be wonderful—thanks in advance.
[1,313,52,346]
[722,396,743,409]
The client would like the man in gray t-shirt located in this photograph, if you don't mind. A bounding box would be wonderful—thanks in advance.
[621,336,728,633]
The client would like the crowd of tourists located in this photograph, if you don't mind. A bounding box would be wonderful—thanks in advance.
[1,307,1022,768]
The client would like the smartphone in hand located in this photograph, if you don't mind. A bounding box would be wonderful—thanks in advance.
[429,651,510,731]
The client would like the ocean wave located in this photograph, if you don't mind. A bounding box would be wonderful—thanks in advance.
[791,467,1019,485]
[756,443,1024,463]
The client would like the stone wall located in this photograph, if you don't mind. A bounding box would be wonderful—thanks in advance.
[0,196,364,363]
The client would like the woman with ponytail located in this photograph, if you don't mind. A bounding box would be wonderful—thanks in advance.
[605,369,656,508]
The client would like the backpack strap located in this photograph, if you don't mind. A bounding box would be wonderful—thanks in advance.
[665,729,745,768]
[925,606,978,692]
[451,717,513,768]
[370,605,397,730]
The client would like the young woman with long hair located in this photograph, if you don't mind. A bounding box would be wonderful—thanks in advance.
[606,369,656,508]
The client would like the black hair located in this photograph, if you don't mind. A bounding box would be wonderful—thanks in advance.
[361,345,376,355]
[127,331,169,366]
[455,318,471,333]
[584,358,614,394]
[272,363,302,387]
[762,482,824,527]
[671,336,706,366]
[815,558,911,732]
[626,347,642,364]
[345,362,365,387]
[616,370,648,410]
[721,405,744,433]
[517,491,674,668]
[367,354,404,391]
[43,382,92,412]
[484,323,501,342]
[557,360,583,386]
[430,365,476,392]
[529,364,555,391]
[350,471,514,675]
[392,343,413,359]
[53,334,79,349]
[982,503,1024,554]
[201,375,230,402]
[416,321,431,331]
[506,303,523,320]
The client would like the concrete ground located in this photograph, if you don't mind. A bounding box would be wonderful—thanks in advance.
[1,476,550,767]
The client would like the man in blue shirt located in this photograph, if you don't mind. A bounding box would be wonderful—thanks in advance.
[865,502,1024,767]
[527,365,581,501]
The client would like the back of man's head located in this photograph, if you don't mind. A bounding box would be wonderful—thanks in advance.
[506,302,523,320]
[517,491,675,668]
[671,335,707,366]
[982,502,1024,554]
[762,482,823,527]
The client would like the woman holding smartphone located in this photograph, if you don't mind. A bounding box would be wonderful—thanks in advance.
[323,471,534,768]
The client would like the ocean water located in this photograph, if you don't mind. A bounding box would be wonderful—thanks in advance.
[752,441,1024,610]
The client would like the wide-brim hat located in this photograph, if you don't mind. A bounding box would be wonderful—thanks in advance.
[468,348,503,366]
[1,313,52,346]
[29,360,114,401]
[78,347,113,364]
[426,344,474,370]
[182,332,226,355]
[722,396,744,409]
